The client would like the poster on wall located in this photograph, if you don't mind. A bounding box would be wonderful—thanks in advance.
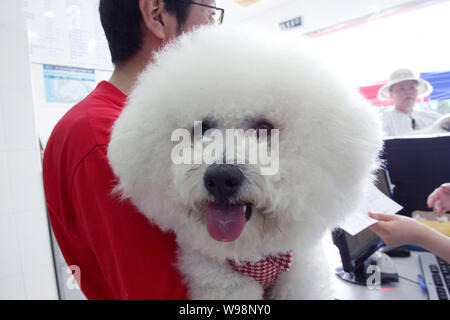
[22,0,113,71]
[43,64,96,103]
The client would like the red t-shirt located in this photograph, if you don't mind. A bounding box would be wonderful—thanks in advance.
[43,81,188,299]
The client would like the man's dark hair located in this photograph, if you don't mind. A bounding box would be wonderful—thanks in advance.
[99,0,190,65]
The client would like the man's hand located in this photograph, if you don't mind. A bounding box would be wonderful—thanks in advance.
[427,183,450,217]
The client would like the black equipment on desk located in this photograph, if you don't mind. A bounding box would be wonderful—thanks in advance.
[332,227,385,285]
[380,135,450,217]
[332,168,398,286]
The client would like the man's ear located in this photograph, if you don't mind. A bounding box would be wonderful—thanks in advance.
[139,0,171,41]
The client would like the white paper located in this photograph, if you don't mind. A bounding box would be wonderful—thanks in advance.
[22,0,113,70]
[340,183,403,235]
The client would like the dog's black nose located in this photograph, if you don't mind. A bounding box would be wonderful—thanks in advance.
[204,164,244,203]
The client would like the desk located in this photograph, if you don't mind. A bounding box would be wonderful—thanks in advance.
[332,251,429,300]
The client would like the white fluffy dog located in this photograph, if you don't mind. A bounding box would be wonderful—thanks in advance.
[108,26,383,299]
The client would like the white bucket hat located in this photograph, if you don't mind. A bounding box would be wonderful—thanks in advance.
[377,68,433,101]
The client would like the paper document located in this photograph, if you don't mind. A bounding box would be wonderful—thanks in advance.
[340,183,403,235]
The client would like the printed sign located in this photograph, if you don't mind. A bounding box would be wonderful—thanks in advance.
[43,64,95,103]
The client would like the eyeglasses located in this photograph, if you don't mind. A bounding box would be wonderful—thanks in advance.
[180,1,225,25]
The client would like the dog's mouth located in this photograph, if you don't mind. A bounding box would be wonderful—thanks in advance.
[205,202,252,242]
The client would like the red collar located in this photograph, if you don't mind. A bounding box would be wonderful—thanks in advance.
[228,250,293,289]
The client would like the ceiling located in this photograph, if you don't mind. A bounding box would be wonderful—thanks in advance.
[221,0,429,34]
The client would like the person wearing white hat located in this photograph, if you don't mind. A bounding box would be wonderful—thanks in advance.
[378,68,441,136]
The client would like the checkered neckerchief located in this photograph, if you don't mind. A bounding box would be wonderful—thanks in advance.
[228,250,293,289]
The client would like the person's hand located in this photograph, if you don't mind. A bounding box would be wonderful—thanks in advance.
[427,183,450,217]
[368,212,427,248]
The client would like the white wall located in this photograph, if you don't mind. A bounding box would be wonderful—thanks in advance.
[225,0,450,86]
[23,0,114,147]
[224,0,417,32]
[310,1,450,85]
[0,0,58,299]
[30,64,112,147]
[23,0,111,300]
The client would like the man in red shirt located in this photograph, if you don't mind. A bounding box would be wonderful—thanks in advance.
[43,0,224,299]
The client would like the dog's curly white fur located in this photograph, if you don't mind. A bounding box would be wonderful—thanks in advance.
[108,26,383,299]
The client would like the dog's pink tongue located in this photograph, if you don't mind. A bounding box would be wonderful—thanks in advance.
[206,204,246,242]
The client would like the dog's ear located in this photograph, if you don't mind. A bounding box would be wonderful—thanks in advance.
[139,0,175,41]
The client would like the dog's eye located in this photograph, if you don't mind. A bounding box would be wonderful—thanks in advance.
[192,119,216,137]
[253,120,274,139]
[255,121,274,132]
[202,121,213,136]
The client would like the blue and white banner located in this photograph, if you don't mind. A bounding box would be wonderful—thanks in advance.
[43,64,96,103]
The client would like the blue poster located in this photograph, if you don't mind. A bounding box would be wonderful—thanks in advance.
[43,65,96,103]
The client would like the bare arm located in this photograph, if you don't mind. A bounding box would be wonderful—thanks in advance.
[369,212,450,263]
